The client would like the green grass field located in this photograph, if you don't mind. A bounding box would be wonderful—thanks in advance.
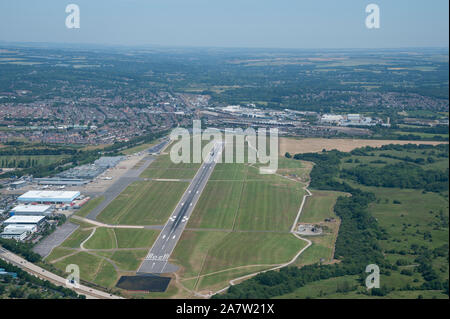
[44,247,76,263]
[74,196,104,217]
[190,161,306,232]
[187,181,244,229]
[294,190,343,266]
[121,141,157,155]
[299,190,343,223]
[234,179,304,231]
[108,250,148,272]
[0,154,68,168]
[367,186,449,279]
[84,228,117,249]
[276,273,449,299]
[335,145,449,298]
[59,228,93,249]
[209,163,249,180]
[172,230,307,292]
[140,152,201,179]
[45,223,159,289]
[97,180,189,225]
[53,252,118,289]
[113,228,159,248]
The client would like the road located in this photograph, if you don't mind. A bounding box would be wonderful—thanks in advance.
[137,142,224,274]
[0,246,122,299]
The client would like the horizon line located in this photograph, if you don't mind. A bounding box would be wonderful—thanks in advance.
[0,40,448,52]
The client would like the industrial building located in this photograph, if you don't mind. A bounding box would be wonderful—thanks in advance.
[9,180,28,189]
[34,178,89,186]
[0,224,37,241]
[9,204,53,216]
[18,190,80,204]
[0,229,28,241]
[3,215,46,226]
[0,224,39,241]
[3,224,37,234]
[320,114,344,124]
[55,156,123,180]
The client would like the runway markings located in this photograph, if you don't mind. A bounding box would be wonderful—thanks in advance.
[138,142,225,273]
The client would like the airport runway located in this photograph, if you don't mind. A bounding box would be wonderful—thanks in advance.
[137,142,224,274]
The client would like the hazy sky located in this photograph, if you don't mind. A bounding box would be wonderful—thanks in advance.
[0,0,448,49]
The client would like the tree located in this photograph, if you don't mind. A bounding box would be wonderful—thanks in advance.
[9,287,25,298]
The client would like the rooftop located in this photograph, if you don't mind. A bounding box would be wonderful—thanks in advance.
[18,190,80,201]
[11,205,52,213]
[3,215,46,224]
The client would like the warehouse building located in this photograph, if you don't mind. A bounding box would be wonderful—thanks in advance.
[9,204,53,216]
[10,180,28,189]
[320,114,344,125]
[0,229,28,241]
[35,178,89,186]
[3,215,46,226]
[3,224,37,234]
[18,190,80,204]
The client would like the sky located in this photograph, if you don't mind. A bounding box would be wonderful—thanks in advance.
[0,0,448,49]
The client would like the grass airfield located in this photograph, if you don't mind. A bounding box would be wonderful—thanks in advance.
[45,139,313,297]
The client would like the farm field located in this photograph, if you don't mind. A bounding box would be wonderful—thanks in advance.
[280,137,447,155]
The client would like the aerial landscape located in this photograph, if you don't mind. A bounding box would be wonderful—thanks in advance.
[0,0,448,311]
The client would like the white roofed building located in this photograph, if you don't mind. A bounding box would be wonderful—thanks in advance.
[3,215,46,226]
[4,224,37,234]
[18,190,80,204]
[0,229,28,241]
[10,205,53,216]
[320,114,344,125]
